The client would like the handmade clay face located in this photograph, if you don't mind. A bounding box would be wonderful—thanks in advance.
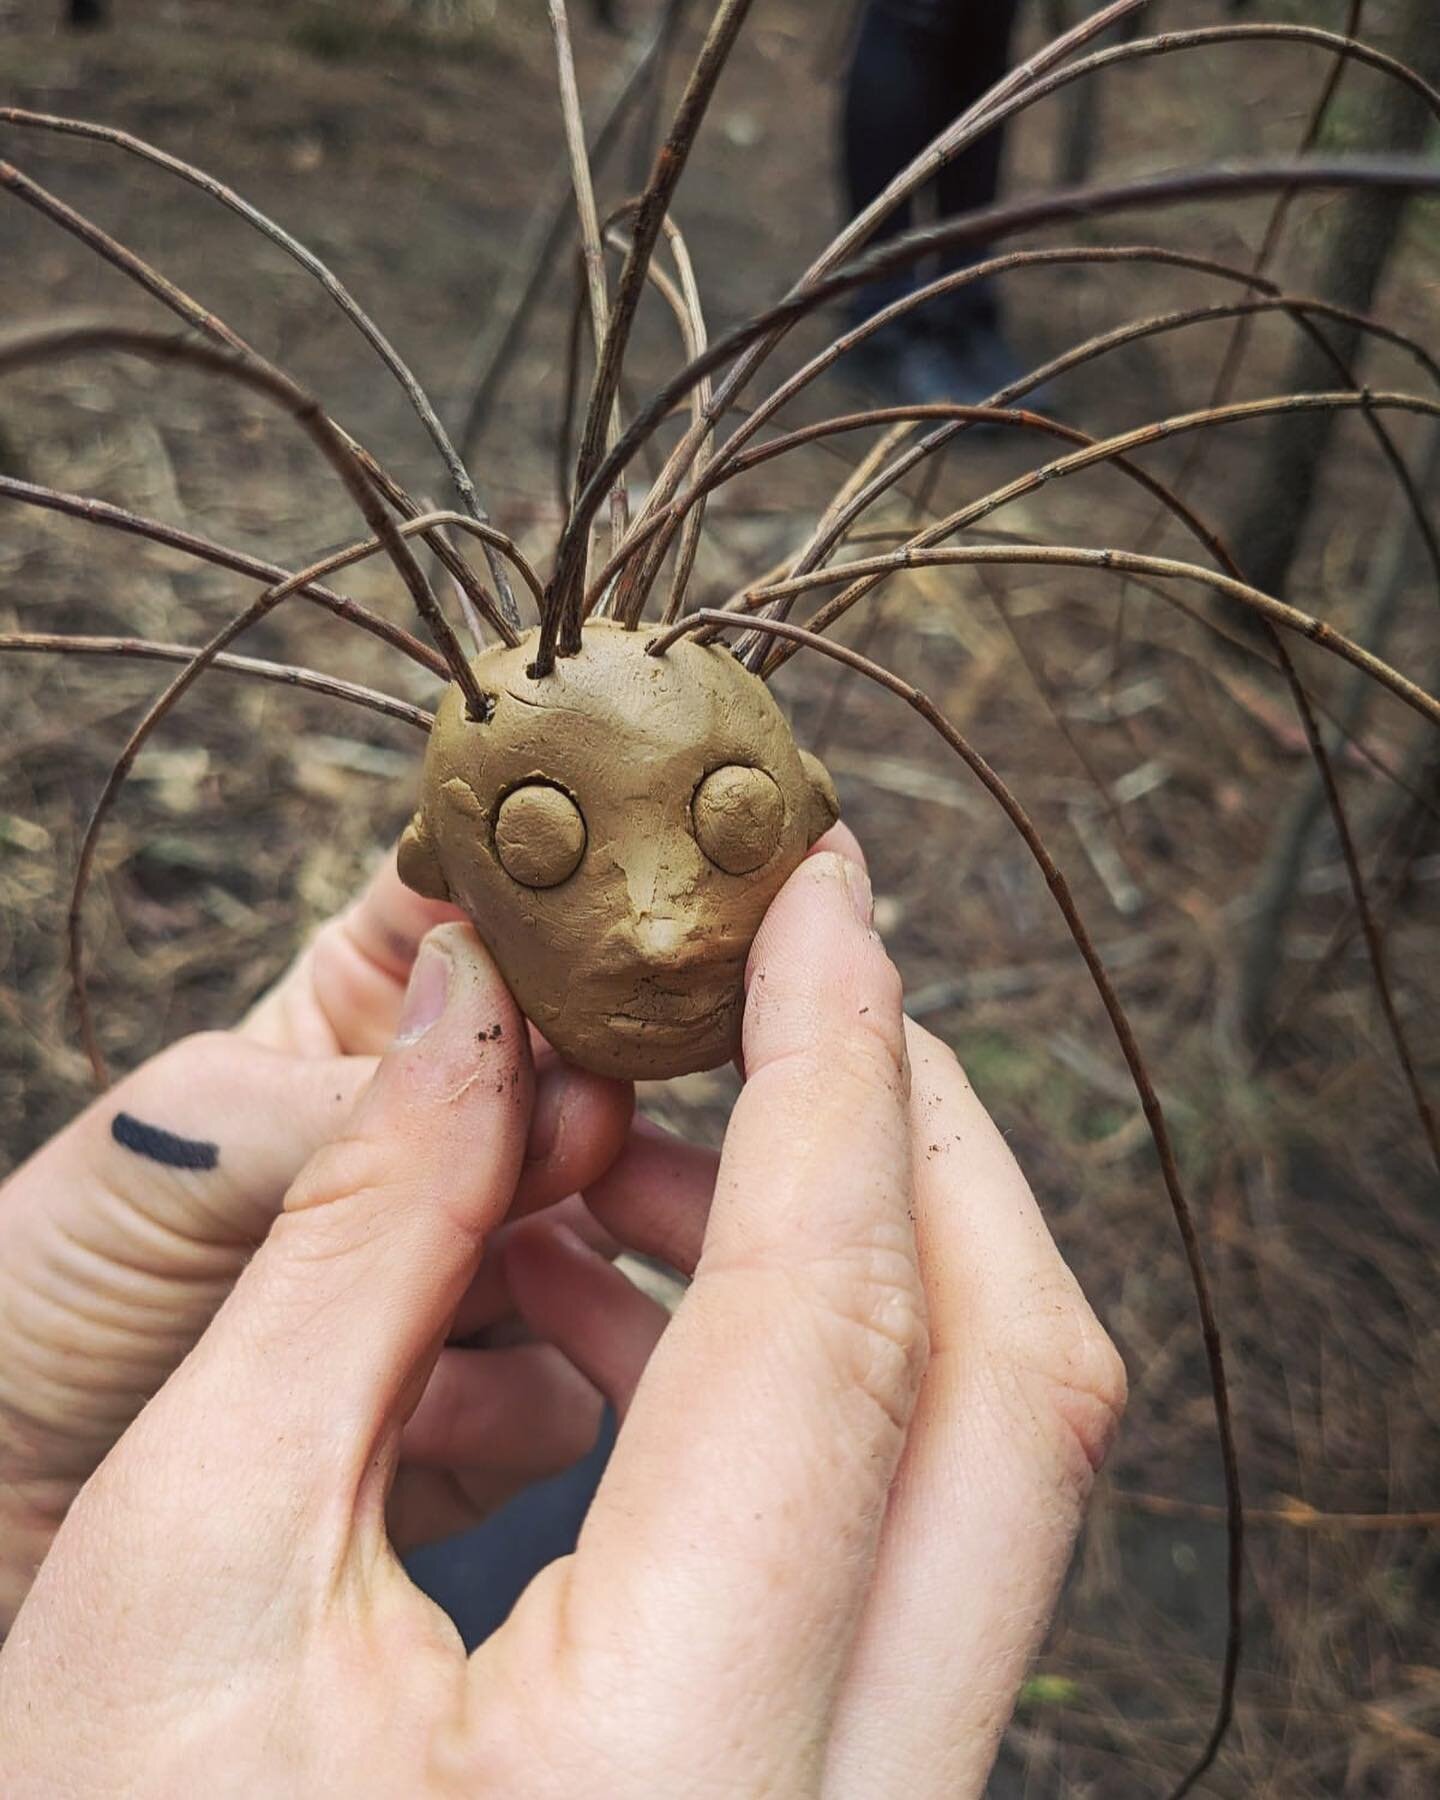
[399,618,839,1079]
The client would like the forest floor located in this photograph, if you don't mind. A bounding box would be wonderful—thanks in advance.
[2,1,1439,1793]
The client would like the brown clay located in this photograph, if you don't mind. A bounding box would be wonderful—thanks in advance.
[399,618,839,1079]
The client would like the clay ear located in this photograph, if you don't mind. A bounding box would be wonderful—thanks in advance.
[397,810,450,902]
[799,749,840,845]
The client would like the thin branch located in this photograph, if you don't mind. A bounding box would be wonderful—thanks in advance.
[0,104,519,624]
[737,540,1440,729]
[0,632,433,731]
[0,157,516,642]
[560,155,1440,595]
[652,606,1244,1793]
[387,510,546,616]
[549,0,611,375]
[1112,1490,1440,1533]
[556,278,588,518]
[0,322,489,710]
[543,0,756,667]
[548,0,624,571]
[0,472,448,677]
[454,0,689,463]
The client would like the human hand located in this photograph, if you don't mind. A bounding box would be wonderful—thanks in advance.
[0,849,1124,1796]
[0,853,634,1630]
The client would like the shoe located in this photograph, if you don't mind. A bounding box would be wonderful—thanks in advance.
[842,319,1047,423]
[894,322,1040,413]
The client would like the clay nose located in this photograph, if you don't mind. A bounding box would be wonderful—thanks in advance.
[618,912,719,975]
[612,836,720,970]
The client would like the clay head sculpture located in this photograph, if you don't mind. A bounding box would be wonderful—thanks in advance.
[398,619,839,1079]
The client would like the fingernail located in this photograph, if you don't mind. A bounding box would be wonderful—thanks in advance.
[841,856,873,927]
[396,938,451,1043]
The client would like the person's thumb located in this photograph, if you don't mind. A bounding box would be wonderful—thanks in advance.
[123,923,535,1532]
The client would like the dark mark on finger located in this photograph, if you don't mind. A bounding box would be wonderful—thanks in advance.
[111,1111,219,1172]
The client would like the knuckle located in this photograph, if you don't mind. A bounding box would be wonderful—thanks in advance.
[137,1028,241,1095]
[283,1130,386,1219]
[1006,1288,1127,1486]
[855,948,907,1059]
[798,1236,930,1438]
[826,1006,908,1102]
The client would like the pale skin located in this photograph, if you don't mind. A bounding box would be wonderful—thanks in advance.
[0,829,1125,1796]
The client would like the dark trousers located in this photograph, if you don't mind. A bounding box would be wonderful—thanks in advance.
[842,0,1020,332]
[406,1409,615,1649]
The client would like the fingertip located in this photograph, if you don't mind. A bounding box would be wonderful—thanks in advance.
[745,849,868,987]
[515,1060,635,1215]
[809,818,866,871]
[351,845,469,978]
[503,1219,668,1417]
[742,850,903,1081]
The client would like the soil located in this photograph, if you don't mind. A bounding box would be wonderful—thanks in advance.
[2,1,1438,1793]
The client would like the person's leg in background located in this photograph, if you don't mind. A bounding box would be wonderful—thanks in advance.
[841,0,1024,402]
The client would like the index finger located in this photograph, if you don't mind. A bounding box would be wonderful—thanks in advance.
[516,853,926,1785]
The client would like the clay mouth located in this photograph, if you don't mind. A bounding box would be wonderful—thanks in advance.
[603,981,741,1039]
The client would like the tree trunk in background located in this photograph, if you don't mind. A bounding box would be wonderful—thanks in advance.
[67,0,108,26]
[1238,422,1440,1043]
[1230,0,1440,604]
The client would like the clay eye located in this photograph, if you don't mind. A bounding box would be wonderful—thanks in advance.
[692,764,784,875]
[494,782,586,888]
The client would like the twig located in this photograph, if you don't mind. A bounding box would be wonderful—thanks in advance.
[0,473,448,677]
[0,633,433,731]
[547,0,624,568]
[1112,1490,1440,1533]
[737,539,1440,729]
[0,323,486,708]
[561,155,1440,583]
[0,104,519,623]
[652,606,1245,1795]
[454,0,689,464]
[541,0,755,668]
